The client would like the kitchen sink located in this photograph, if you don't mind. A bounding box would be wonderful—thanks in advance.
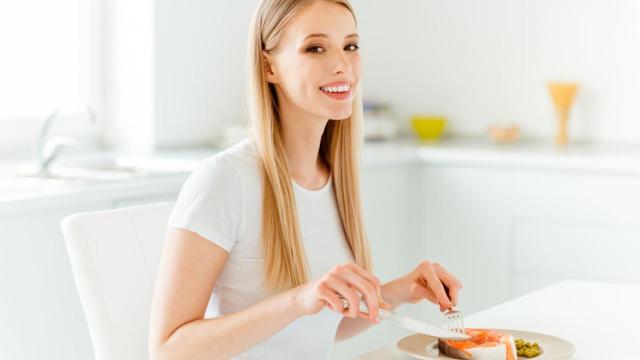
[0,155,196,200]
[54,155,196,176]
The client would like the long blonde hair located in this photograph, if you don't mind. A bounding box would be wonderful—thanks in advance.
[247,0,371,291]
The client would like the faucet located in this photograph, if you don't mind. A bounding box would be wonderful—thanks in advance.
[35,106,96,174]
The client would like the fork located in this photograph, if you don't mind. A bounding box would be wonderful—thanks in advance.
[443,308,466,336]
[442,283,467,336]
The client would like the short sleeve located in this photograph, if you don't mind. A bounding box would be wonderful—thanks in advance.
[168,156,243,252]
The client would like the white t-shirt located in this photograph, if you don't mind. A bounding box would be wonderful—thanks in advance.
[168,137,354,359]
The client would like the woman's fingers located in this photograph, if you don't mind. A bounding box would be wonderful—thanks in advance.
[319,264,383,323]
[317,283,345,312]
[324,275,361,318]
[350,285,375,321]
[416,261,453,309]
[447,284,458,308]
[413,281,439,304]
[345,263,387,306]
[433,263,462,307]
[336,268,380,323]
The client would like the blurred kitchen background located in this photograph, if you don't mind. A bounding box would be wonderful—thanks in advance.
[1,0,639,359]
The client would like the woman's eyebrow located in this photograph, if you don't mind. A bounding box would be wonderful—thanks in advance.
[302,33,359,41]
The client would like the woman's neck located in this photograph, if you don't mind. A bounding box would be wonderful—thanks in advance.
[278,100,330,189]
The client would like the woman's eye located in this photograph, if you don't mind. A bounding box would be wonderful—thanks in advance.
[307,46,324,53]
[346,43,360,51]
[306,43,359,53]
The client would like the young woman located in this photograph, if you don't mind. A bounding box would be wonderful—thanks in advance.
[149,0,462,359]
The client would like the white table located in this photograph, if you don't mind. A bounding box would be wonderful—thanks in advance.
[357,281,640,360]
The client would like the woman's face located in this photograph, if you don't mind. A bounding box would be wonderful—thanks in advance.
[264,1,361,121]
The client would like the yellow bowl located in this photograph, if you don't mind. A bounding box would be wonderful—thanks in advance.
[411,116,447,141]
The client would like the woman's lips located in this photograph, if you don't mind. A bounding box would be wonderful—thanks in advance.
[320,88,351,100]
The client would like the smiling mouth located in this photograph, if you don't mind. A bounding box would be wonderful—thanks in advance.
[319,84,351,92]
[319,83,352,100]
[319,87,351,100]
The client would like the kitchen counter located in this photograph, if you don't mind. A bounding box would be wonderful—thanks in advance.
[364,136,640,175]
[3,136,640,210]
[357,280,640,359]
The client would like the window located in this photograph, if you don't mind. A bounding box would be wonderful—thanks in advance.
[0,0,101,151]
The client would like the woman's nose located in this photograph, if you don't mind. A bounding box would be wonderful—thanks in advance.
[331,49,352,74]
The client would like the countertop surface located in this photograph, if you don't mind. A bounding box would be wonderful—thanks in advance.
[151,136,640,174]
[152,136,640,175]
[3,136,640,208]
[357,280,640,360]
[364,136,640,174]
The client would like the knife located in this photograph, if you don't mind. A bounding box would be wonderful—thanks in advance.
[339,295,471,340]
[379,309,470,340]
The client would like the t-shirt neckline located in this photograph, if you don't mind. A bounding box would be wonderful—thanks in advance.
[291,173,332,196]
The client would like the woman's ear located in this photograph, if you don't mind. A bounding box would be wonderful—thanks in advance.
[262,51,278,84]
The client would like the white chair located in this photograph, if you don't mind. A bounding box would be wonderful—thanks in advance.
[60,201,175,360]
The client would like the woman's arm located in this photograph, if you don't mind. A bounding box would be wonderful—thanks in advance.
[148,227,305,360]
[149,228,384,359]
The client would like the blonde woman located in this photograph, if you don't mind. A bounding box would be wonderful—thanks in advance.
[149,0,462,359]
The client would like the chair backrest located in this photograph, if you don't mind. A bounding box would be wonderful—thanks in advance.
[60,201,175,360]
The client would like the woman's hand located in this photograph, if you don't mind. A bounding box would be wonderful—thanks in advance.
[383,261,462,312]
[291,263,390,324]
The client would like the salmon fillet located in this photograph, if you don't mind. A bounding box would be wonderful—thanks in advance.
[438,328,517,360]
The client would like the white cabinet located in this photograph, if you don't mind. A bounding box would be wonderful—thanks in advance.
[511,170,640,296]
[416,165,640,313]
[361,164,416,282]
[0,201,111,360]
[415,166,514,316]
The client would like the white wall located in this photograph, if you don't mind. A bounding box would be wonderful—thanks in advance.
[103,0,155,154]
[353,0,640,142]
[102,0,256,150]
[104,0,640,150]
[154,0,256,148]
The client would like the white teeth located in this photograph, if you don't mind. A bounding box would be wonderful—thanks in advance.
[321,84,350,93]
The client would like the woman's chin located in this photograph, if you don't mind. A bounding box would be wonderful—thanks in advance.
[327,108,353,120]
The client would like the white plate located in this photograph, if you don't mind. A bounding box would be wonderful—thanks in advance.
[397,329,575,359]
